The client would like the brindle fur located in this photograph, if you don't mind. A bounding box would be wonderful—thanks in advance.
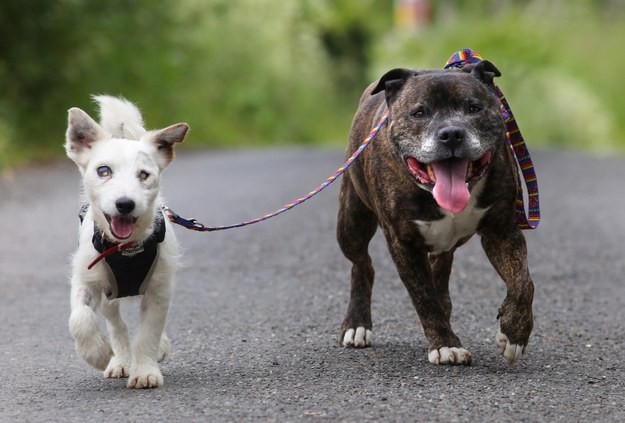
[337,61,534,364]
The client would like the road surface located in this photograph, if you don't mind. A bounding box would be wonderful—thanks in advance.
[1,148,624,422]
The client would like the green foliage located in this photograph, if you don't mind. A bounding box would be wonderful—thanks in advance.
[371,1,625,153]
[0,0,623,169]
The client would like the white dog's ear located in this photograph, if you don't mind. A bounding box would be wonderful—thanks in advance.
[65,107,110,167]
[143,123,189,169]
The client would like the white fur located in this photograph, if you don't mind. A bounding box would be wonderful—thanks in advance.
[428,347,472,365]
[496,327,524,365]
[414,178,489,254]
[66,95,188,389]
[342,327,372,348]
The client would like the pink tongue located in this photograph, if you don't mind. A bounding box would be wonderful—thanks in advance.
[431,159,470,214]
[111,215,134,239]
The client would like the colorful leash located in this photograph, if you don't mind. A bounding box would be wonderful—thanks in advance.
[162,113,388,231]
[164,48,539,232]
[445,48,540,229]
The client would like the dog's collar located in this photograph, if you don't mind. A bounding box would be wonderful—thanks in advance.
[78,205,166,270]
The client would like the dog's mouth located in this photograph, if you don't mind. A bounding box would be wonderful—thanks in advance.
[406,150,492,214]
[105,213,137,240]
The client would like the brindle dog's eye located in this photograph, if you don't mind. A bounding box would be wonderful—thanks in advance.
[138,170,150,181]
[469,104,482,114]
[97,165,112,178]
[412,108,425,118]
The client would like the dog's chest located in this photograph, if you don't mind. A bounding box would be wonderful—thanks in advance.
[413,184,488,253]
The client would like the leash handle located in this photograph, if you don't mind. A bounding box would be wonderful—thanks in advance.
[163,113,389,232]
[445,48,540,229]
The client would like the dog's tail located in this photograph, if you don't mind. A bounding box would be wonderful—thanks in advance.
[93,95,146,140]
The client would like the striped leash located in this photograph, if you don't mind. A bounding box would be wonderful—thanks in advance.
[165,49,539,232]
[445,48,540,229]
[162,113,388,231]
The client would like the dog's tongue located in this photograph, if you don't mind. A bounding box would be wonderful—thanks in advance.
[432,158,470,214]
[110,215,134,240]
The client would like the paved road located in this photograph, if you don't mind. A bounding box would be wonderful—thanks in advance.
[1,148,624,422]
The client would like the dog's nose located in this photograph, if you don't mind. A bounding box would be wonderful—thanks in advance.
[115,197,135,215]
[437,126,466,150]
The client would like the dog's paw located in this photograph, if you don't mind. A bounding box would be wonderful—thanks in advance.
[496,328,525,364]
[69,309,114,370]
[128,365,163,389]
[104,356,130,378]
[341,327,372,348]
[428,347,472,365]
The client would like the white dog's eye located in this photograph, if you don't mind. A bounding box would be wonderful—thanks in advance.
[97,166,112,178]
[138,170,150,181]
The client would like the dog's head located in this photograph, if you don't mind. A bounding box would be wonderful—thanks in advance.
[65,105,188,242]
[371,60,505,214]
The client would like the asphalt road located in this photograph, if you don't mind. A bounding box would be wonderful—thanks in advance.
[1,147,624,422]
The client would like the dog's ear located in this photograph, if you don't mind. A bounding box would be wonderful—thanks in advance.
[65,107,110,168]
[142,123,189,169]
[371,68,417,103]
[462,60,501,86]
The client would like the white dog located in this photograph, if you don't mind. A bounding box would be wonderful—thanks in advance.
[65,95,188,388]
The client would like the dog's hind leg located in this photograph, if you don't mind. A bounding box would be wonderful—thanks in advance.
[100,300,131,378]
[158,333,171,363]
[69,284,113,371]
[337,176,378,348]
[127,286,171,389]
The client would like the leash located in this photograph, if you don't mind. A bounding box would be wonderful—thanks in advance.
[161,113,389,232]
[88,242,135,270]
[445,48,540,229]
[163,48,539,233]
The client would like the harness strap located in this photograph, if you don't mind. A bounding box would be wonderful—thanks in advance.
[445,48,540,229]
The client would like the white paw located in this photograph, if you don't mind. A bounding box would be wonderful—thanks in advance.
[342,327,372,348]
[128,364,163,389]
[69,309,113,370]
[104,356,130,378]
[496,328,525,364]
[428,347,472,365]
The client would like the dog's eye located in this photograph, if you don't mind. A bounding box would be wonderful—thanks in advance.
[469,105,482,114]
[138,170,150,181]
[411,108,425,118]
[97,166,112,178]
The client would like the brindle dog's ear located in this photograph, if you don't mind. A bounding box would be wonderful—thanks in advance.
[371,68,417,102]
[462,60,501,86]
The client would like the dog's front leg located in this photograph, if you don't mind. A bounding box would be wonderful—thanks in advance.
[100,300,131,378]
[386,235,472,365]
[128,287,171,389]
[481,226,534,365]
[69,283,113,370]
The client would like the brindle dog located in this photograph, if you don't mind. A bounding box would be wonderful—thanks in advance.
[337,60,534,365]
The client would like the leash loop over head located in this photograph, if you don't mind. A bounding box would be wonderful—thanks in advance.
[445,48,540,230]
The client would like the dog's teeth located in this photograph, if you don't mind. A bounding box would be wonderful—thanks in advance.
[427,165,436,182]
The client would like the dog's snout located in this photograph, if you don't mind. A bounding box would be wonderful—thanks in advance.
[437,126,466,150]
[115,197,135,215]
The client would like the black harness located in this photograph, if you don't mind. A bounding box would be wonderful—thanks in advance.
[79,205,166,299]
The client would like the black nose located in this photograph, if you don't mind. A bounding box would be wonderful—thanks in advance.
[437,126,466,150]
[115,197,135,215]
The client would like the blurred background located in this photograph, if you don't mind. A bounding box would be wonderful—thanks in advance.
[1,0,624,169]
